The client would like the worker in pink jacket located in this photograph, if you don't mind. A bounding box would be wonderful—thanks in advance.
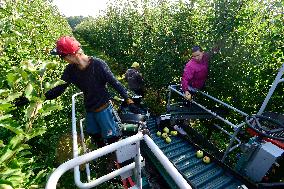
[181,46,217,100]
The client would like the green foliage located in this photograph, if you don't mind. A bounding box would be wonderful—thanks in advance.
[0,59,65,188]
[0,0,72,188]
[75,0,283,114]
[67,16,87,30]
[0,0,283,188]
[0,0,70,88]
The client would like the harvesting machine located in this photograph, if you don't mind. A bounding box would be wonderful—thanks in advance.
[46,63,284,189]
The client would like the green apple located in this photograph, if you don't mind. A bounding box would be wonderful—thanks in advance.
[196,150,203,158]
[162,133,168,139]
[163,127,169,133]
[165,137,171,143]
[203,156,210,164]
[156,131,162,137]
[170,130,178,136]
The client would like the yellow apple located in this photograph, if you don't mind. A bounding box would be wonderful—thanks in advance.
[156,131,162,137]
[162,133,168,139]
[163,127,169,133]
[196,150,203,158]
[203,156,210,164]
[170,130,178,136]
[165,137,171,143]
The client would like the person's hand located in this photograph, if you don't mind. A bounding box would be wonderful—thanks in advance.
[184,91,192,100]
[126,98,134,104]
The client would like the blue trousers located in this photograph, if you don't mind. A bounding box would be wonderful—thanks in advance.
[86,105,119,139]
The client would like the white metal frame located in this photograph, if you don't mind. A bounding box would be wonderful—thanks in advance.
[45,92,192,189]
[45,132,192,189]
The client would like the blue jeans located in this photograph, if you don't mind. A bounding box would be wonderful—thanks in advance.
[86,105,119,139]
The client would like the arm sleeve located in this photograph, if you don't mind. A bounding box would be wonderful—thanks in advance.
[45,67,71,100]
[44,83,69,100]
[181,62,194,92]
[100,60,129,99]
[136,72,143,84]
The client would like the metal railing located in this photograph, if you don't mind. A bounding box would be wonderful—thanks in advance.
[45,132,192,189]
[167,85,247,162]
[45,92,192,189]
[167,63,284,162]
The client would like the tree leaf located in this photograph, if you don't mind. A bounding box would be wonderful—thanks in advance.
[9,135,24,150]
[44,82,51,91]
[25,103,37,120]
[6,175,23,186]
[0,89,9,97]
[50,80,66,88]
[31,169,47,185]
[25,127,46,140]
[25,84,33,100]
[0,115,13,122]
[38,103,62,117]
[45,62,57,70]
[0,148,15,164]
[0,140,4,148]
[6,73,18,87]
[0,179,12,186]
[0,183,13,189]
[9,159,20,169]
[0,104,13,111]
[0,124,24,135]
[6,92,22,102]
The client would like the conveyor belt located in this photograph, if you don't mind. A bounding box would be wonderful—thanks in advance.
[144,118,248,189]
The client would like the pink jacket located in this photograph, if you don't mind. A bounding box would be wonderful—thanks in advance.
[181,53,209,92]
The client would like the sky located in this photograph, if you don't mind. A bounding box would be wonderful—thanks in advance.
[52,0,110,17]
[52,0,189,18]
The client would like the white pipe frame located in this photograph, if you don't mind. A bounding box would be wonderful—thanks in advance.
[46,92,192,189]
[45,132,192,189]
[71,92,83,185]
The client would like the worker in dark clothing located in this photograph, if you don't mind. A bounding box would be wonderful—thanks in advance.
[46,36,134,148]
[125,62,144,97]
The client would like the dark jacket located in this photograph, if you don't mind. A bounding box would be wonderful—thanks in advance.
[125,68,143,90]
[45,57,128,111]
